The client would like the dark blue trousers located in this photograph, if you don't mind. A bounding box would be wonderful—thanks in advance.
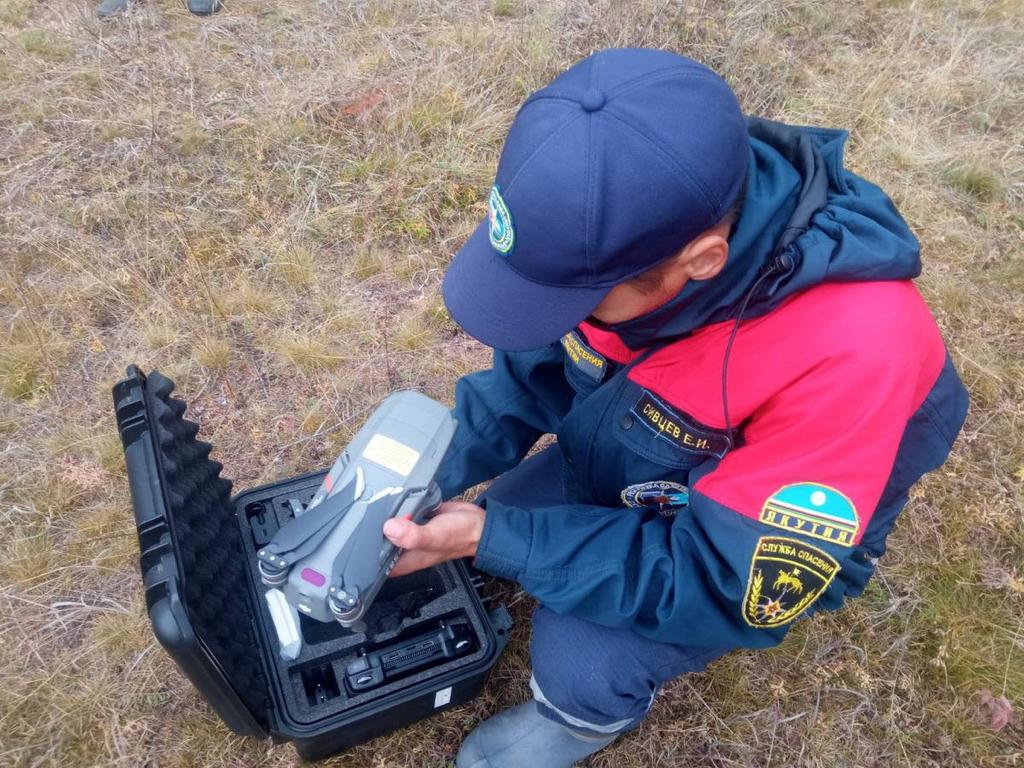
[480,446,728,735]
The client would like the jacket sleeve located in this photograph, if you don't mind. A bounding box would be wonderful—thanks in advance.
[472,338,966,648]
[435,343,575,500]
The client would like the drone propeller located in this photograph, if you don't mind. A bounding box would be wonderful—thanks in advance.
[258,470,362,570]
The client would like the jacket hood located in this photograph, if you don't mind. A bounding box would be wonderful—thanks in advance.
[609,117,922,349]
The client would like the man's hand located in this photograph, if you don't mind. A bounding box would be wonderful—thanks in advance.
[383,502,485,577]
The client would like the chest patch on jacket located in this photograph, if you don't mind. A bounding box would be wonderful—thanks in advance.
[621,480,689,516]
[561,330,606,380]
[743,536,840,628]
[760,483,859,546]
[631,390,730,458]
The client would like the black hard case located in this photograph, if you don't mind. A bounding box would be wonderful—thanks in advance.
[112,366,511,761]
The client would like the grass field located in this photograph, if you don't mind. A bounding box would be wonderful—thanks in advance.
[1,0,1022,766]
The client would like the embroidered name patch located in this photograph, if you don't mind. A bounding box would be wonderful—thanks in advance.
[631,390,731,457]
[743,536,840,628]
[488,185,515,255]
[561,330,606,381]
[621,480,689,515]
[760,483,859,546]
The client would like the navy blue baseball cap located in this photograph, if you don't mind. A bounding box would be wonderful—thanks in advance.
[443,48,750,352]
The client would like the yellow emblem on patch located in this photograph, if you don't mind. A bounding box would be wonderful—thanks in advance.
[742,536,840,628]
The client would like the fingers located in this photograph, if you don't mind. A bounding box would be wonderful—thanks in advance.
[382,517,424,549]
[382,502,485,578]
[382,502,474,547]
[389,549,448,578]
[383,519,439,577]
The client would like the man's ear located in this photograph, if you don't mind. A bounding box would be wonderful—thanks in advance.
[683,234,729,281]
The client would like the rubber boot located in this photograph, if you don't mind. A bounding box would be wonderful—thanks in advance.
[185,0,221,15]
[96,0,130,18]
[456,701,620,768]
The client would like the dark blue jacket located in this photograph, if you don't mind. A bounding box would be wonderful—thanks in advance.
[436,119,969,649]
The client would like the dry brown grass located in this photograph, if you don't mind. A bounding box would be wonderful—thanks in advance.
[1,1,1022,766]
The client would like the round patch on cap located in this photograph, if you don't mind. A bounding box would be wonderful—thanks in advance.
[488,185,515,255]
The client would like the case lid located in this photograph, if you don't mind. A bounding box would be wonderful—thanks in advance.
[113,366,272,736]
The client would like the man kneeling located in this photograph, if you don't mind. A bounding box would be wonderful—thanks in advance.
[382,48,969,768]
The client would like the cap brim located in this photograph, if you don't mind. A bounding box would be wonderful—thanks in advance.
[443,220,611,352]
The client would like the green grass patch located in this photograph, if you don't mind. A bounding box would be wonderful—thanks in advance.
[20,30,70,61]
[407,89,467,141]
[0,347,49,400]
[943,161,1003,202]
[493,0,518,17]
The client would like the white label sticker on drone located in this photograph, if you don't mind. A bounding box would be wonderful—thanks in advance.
[362,434,420,476]
[433,686,452,708]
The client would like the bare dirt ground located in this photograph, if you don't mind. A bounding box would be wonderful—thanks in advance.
[1,1,1022,766]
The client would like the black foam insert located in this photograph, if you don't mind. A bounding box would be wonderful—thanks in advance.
[234,475,493,726]
[146,372,270,721]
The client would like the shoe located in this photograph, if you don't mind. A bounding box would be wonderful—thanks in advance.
[185,0,221,15]
[456,701,619,768]
[96,0,130,18]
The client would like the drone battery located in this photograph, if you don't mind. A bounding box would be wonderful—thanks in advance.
[113,366,512,762]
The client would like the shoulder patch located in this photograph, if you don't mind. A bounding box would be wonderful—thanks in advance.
[631,390,731,458]
[743,536,840,628]
[760,483,859,546]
